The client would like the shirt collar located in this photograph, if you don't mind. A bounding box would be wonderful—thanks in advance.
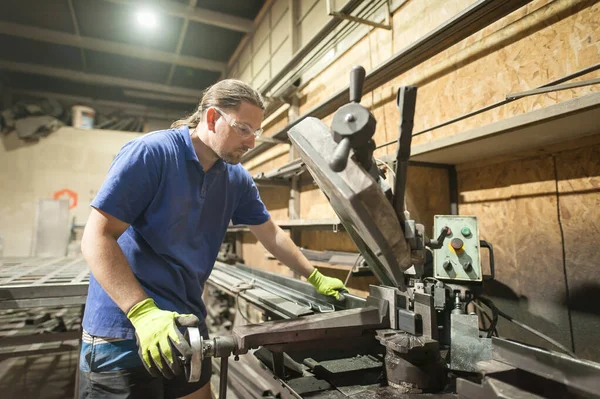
[181,126,226,173]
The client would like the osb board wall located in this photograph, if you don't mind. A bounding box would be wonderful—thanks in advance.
[458,141,600,361]
[258,186,291,221]
[238,0,599,303]
[405,0,600,147]
[244,0,599,177]
[555,144,600,361]
[297,0,599,156]
[299,185,338,220]
[405,166,451,237]
[0,127,142,256]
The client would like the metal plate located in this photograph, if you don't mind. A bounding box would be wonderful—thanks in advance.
[185,327,202,383]
[288,117,411,290]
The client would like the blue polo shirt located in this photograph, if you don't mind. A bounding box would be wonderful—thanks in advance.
[83,126,270,339]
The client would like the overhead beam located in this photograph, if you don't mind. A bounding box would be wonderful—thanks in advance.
[0,21,225,73]
[105,0,254,32]
[166,0,199,84]
[124,89,198,104]
[12,89,186,120]
[0,61,204,98]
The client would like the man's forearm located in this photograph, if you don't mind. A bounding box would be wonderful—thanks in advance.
[82,233,148,314]
[263,226,315,278]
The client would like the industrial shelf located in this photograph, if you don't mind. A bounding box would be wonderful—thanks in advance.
[407,92,600,165]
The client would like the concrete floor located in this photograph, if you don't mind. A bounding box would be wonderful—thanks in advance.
[0,349,78,399]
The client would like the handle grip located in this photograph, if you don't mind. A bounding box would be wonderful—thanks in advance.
[349,66,366,103]
[329,137,352,172]
[480,240,495,281]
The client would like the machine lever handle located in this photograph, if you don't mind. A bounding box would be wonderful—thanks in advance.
[480,240,495,281]
[427,226,451,249]
[349,66,366,103]
[329,137,352,172]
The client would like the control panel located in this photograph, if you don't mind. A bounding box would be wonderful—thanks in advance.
[433,215,481,282]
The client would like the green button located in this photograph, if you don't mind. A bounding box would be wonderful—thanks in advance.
[461,227,472,237]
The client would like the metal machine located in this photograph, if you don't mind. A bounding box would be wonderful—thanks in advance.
[182,66,600,398]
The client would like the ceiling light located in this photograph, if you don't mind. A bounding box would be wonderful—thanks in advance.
[136,9,158,28]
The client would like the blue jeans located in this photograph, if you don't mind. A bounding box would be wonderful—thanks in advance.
[78,327,212,399]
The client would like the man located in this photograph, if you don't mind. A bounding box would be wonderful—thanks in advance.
[78,79,347,399]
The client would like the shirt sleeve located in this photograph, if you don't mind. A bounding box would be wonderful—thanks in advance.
[231,172,271,226]
[90,139,160,224]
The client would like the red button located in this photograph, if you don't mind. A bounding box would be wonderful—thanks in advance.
[451,238,464,251]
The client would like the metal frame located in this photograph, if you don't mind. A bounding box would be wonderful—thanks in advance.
[326,0,392,30]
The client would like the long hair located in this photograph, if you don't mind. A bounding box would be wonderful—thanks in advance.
[171,79,265,129]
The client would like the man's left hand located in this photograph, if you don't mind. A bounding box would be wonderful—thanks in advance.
[308,269,347,300]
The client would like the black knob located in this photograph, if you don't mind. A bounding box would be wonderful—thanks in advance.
[463,261,472,271]
[443,260,453,271]
[349,66,366,103]
[330,137,352,172]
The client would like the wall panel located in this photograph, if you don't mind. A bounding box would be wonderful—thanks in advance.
[556,144,600,361]
[0,127,141,256]
[459,156,573,351]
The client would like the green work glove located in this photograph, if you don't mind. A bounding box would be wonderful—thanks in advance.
[127,298,199,379]
[308,269,347,300]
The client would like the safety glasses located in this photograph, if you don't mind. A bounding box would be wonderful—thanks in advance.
[213,107,263,139]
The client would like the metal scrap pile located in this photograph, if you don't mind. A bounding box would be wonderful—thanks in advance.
[0,98,146,140]
[0,100,65,141]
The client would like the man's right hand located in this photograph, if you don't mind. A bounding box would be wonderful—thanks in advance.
[126,298,199,378]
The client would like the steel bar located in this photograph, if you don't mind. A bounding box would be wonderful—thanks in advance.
[232,302,389,351]
[220,263,366,309]
[0,344,78,360]
[219,356,229,399]
[0,297,87,310]
[208,270,309,320]
[506,77,600,101]
[221,265,338,313]
[243,0,533,163]
[0,331,80,347]
[0,284,88,300]
[492,337,600,397]
[329,11,392,30]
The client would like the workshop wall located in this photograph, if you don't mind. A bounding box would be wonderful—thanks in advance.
[458,137,600,361]
[237,0,599,357]
[0,127,142,257]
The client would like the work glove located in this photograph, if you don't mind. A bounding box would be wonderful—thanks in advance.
[127,298,199,379]
[308,268,347,300]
